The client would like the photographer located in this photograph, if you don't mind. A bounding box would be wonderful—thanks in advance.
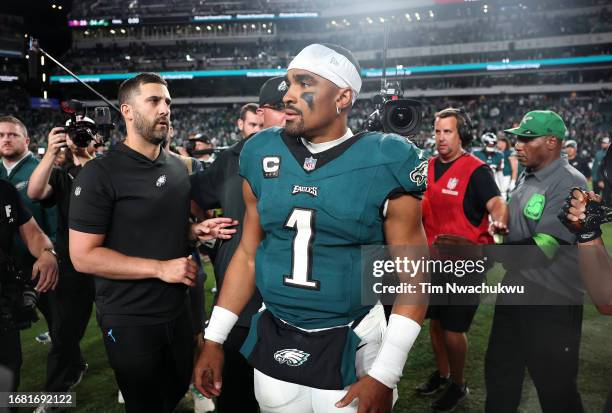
[28,122,96,396]
[0,179,58,392]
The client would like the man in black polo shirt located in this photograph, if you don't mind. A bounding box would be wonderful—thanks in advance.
[189,76,287,412]
[68,73,236,413]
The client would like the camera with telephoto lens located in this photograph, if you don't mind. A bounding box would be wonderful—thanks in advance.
[365,81,422,137]
[0,255,39,332]
[60,99,115,147]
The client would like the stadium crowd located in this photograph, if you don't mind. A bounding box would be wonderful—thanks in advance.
[3,89,610,165]
[54,40,612,73]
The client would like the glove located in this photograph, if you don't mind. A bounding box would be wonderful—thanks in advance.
[558,187,604,243]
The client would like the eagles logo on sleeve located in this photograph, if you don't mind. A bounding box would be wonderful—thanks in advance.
[410,160,428,187]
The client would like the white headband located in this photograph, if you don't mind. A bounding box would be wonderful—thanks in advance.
[288,44,361,104]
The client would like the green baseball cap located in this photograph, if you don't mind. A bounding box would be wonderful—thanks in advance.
[504,110,568,140]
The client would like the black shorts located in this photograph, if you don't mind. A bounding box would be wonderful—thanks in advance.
[426,304,479,333]
[426,269,484,333]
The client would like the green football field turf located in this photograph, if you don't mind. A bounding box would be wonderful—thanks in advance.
[16,224,612,412]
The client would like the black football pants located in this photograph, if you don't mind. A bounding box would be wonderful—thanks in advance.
[485,304,584,413]
[37,273,94,392]
[101,307,194,413]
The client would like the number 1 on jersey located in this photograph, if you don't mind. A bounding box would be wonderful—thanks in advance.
[283,208,320,290]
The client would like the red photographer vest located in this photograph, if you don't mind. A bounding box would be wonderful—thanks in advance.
[422,153,494,246]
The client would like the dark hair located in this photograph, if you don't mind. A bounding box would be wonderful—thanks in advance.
[239,103,259,121]
[118,72,167,105]
[0,115,28,137]
[435,108,468,129]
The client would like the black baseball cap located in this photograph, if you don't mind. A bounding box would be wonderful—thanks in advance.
[259,76,288,109]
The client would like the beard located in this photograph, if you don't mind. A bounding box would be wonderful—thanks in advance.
[133,110,168,145]
[283,117,306,139]
[0,145,25,161]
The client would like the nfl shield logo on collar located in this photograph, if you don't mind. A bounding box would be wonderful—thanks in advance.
[303,156,317,171]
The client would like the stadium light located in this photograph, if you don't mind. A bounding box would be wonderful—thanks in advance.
[267,29,272,33]
[24,33,28,38]
[196,26,201,31]
[42,73,46,82]
[58,5,62,10]
[262,24,267,28]
[120,28,126,34]
[415,12,421,21]
[110,29,116,34]
[43,90,47,100]
[405,13,412,22]
[84,30,89,35]
[429,10,434,18]
[206,25,212,30]
[52,4,56,9]
[40,55,45,66]
[217,25,222,29]
[379,17,385,23]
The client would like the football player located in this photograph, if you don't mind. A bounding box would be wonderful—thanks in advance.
[473,132,504,190]
[194,43,429,412]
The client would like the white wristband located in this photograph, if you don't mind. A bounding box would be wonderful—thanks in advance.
[368,314,421,389]
[204,306,239,345]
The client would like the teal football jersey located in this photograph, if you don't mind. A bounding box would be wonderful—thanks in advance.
[473,149,504,173]
[239,128,427,329]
